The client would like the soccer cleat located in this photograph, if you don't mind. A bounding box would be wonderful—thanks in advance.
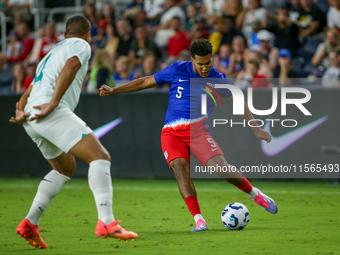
[251,187,278,214]
[95,219,138,241]
[16,218,48,249]
[191,219,209,232]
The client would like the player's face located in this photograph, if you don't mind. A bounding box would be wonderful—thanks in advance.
[191,55,213,78]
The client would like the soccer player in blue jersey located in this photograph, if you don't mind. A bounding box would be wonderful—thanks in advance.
[100,39,278,232]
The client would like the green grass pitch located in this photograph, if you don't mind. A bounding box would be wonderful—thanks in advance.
[0,178,339,255]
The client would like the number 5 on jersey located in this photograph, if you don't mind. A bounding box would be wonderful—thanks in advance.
[207,138,219,151]
[176,86,184,98]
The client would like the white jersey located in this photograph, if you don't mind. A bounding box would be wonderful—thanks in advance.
[25,37,91,113]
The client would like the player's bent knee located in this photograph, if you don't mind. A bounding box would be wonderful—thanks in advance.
[100,150,111,162]
[58,162,76,177]
[170,158,189,176]
[89,148,111,163]
[48,154,76,177]
[86,152,111,164]
[69,134,111,163]
[206,154,228,168]
[57,167,75,177]
[170,158,188,169]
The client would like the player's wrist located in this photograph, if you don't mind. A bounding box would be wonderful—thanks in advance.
[49,100,59,109]
[110,88,118,95]
[109,87,116,95]
[252,126,261,132]
[250,123,261,132]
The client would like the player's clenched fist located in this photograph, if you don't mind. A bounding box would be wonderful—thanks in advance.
[99,85,113,96]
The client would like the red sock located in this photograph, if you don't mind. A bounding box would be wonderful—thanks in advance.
[184,196,201,217]
[236,177,253,193]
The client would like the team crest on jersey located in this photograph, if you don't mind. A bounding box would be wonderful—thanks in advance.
[164,150,168,159]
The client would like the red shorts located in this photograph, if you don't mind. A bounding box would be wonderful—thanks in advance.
[161,126,224,167]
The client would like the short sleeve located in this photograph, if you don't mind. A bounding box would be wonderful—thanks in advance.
[314,43,324,56]
[154,62,178,86]
[67,39,91,65]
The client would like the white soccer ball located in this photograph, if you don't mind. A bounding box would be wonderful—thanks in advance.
[221,202,250,230]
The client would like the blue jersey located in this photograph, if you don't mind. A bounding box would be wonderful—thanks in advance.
[154,61,232,131]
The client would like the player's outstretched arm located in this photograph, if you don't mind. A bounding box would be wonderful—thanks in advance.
[228,95,272,143]
[30,56,81,121]
[99,75,158,96]
[9,85,32,124]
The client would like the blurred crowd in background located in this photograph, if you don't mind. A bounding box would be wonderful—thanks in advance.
[0,0,339,94]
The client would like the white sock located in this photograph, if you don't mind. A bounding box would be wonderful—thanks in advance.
[26,170,70,225]
[88,159,114,224]
[248,187,258,199]
[194,214,206,225]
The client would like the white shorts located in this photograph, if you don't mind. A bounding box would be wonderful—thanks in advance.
[23,106,92,159]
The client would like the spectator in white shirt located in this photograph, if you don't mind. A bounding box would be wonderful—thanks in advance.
[327,0,340,31]
[240,0,267,36]
[200,0,225,26]
[153,0,186,48]
[144,0,165,26]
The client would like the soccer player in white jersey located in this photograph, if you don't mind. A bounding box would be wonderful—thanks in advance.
[9,16,138,249]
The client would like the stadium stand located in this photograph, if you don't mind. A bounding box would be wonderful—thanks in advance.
[0,0,336,93]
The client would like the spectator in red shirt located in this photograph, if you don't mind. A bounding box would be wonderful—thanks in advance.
[39,22,59,60]
[100,2,115,23]
[92,18,109,50]
[236,58,269,89]
[6,22,34,63]
[23,62,36,91]
[167,17,191,57]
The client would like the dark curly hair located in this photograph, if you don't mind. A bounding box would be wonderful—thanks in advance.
[190,39,213,58]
